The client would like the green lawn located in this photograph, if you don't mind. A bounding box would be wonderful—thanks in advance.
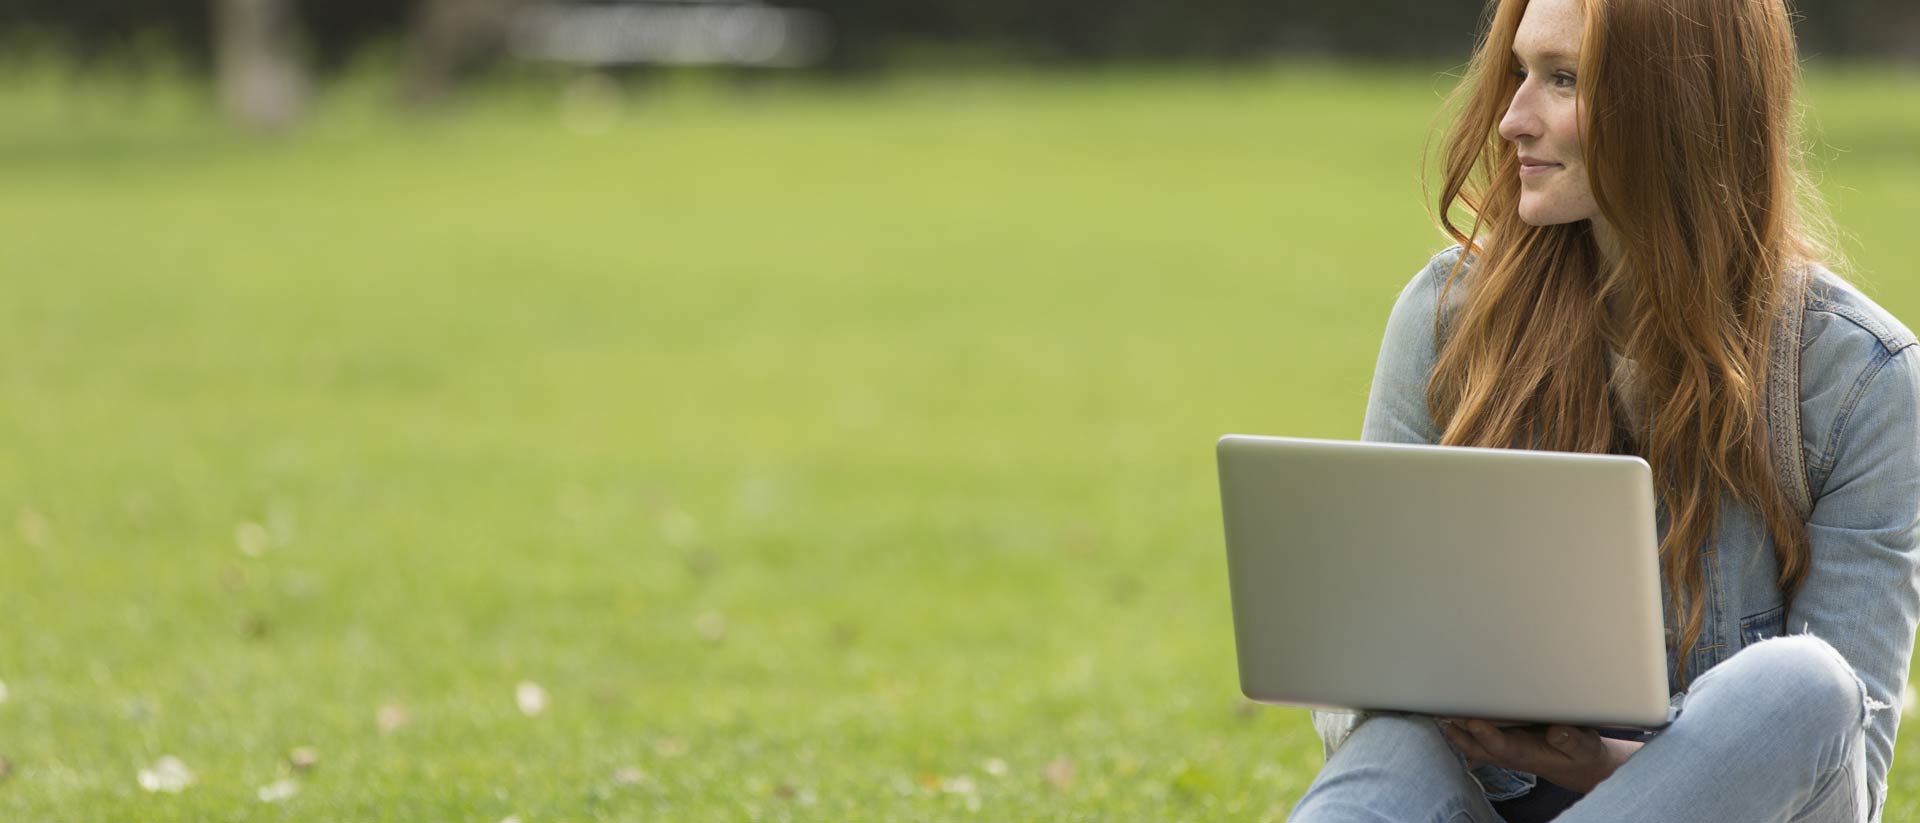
[0,61,1916,820]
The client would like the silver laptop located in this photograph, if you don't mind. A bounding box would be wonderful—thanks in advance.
[1216,434,1672,729]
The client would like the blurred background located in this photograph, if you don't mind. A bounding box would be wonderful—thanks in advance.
[0,1,1916,820]
[10,0,1920,128]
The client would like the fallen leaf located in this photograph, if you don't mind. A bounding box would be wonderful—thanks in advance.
[257,778,299,802]
[516,682,549,716]
[137,755,195,793]
[288,746,319,772]
[1043,758,1075,791]
[377,702,410,735]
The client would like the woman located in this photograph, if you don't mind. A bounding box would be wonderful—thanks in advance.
[1288,0,1920,821]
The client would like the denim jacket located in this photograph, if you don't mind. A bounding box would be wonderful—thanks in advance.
[1313,245,1920,822]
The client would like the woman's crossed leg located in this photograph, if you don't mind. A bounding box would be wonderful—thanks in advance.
[1288,635,1871,823]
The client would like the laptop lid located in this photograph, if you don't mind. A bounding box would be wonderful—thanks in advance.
[1216,434,1670,728]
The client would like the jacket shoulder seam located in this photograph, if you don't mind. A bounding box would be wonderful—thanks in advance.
[1813,344,1918,484]
[1806,299,1918,354]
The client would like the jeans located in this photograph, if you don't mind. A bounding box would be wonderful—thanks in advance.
[1288,635,1873,823]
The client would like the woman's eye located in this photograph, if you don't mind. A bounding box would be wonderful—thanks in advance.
[1512,68,1577,89]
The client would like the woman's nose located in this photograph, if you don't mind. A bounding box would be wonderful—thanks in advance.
[1498,88,1538,143]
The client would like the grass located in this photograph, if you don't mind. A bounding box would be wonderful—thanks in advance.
[0,59,1915,820]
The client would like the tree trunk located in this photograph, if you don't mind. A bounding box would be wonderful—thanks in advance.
[214,0,309,133]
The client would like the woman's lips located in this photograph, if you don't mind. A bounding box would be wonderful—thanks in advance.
[1520,162,1563,178]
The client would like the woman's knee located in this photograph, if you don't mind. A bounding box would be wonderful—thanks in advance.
[1336,713,1456,766]
[1711,634,1865,733]
[1349,712,1445,746]
[1300,713,1494,823]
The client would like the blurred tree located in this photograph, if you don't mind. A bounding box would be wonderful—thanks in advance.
[401,0,530,108]
[214,0,309,132]
[0,0,1908,91]
[1851,0,1920,62]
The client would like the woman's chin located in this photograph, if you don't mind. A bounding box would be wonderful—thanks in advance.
[1515,205,1583,228]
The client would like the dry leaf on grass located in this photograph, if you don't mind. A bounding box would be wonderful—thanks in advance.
[377,702,410,735]
[1043,758,1075,791]
[288,746,319,772]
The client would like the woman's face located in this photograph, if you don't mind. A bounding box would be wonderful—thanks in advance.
[1499,0,1600,227]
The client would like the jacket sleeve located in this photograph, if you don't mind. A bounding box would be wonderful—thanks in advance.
[1788,342,1920,822]
[1357,249,1454,446]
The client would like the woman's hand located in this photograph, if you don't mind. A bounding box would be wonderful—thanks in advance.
[1438,718,1644,795]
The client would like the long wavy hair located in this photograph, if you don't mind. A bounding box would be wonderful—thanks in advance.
[1427,0,1832,685]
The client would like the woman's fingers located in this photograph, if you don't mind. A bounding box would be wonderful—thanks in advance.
[1463,719,1515,760]
[1439,720,1492,769]
[1546,725,1604,760]
[1437,718,1621,793]
[1443,718,1576,772]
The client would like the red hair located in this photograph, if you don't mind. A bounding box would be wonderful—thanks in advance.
[1427,0,1830,685]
